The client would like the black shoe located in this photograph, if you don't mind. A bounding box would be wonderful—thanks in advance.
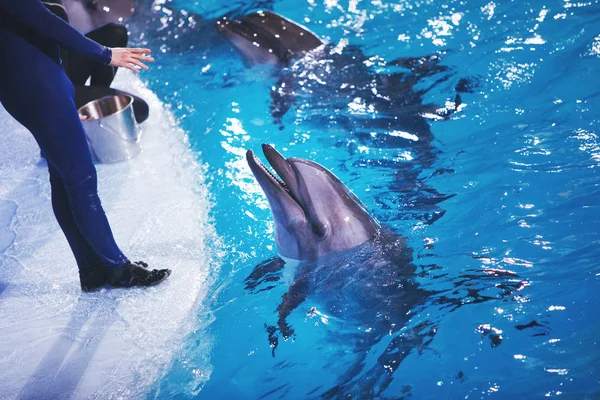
[80,267,108,292]
[107,261,171,288]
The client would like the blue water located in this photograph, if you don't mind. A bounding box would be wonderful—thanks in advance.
[130,0,599,398]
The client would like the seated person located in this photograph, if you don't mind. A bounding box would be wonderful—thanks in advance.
[43,0,149,123]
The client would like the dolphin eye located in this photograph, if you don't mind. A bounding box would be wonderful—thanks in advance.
[311,222,327,239]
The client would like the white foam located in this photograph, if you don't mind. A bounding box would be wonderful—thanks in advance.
[0,72,216,399]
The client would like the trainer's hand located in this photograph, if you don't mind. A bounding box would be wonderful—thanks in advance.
[109,48,154,73]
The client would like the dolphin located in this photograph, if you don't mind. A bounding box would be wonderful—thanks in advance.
[246,144,379,260]
[245,145,526,397]
[247,144,427,396]
[216,11,323,66]
[216,11,465,124]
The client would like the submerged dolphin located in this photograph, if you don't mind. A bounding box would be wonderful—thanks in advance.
[216,11,464,125]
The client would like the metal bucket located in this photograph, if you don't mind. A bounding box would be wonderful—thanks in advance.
[79,95,141,163]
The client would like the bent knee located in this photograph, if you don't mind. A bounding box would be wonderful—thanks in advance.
[101,23,128,47]
[54,158,98,191]
[64,173,99,203]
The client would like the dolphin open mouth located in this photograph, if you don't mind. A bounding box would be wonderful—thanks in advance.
[246,144,302,207]
[247,144,333,241]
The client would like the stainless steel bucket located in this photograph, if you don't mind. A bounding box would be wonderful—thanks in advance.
[79,95,141,163]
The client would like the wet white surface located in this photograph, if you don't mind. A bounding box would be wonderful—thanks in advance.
[0,72,215,399]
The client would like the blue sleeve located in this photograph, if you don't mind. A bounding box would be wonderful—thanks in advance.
[0,0,112,64]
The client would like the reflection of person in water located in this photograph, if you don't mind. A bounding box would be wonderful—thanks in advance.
[43,0,150,122]
[0,0,171,291]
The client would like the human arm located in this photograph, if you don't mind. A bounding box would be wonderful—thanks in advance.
[0,0,153,72]
[1,0,111,63]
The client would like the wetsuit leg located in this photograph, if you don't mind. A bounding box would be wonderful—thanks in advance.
[66,23,128,86]
[0,33,128,269]
[48,164,103,271]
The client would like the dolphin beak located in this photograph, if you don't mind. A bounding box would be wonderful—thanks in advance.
[246,148,290,197]
[246,145,306,215]
[262,144,301,203]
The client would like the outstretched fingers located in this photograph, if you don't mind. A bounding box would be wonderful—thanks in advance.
[133,54,154,62]
[120,58,140,73]
[125,52,153,73]
[109,47,155,73]
[129,51,153,72]
[128,48,152,54]
[129,58,149,71]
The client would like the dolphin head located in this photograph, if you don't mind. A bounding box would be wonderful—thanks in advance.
[247,145,379,260]
[216,11,323,66]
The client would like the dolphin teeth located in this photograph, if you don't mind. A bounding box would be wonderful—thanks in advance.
[268,168,289,190]
[258,158,290,192]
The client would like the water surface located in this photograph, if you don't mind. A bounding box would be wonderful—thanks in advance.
[130,0,600,398]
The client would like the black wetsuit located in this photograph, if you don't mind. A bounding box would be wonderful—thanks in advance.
[0,0,129,270]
